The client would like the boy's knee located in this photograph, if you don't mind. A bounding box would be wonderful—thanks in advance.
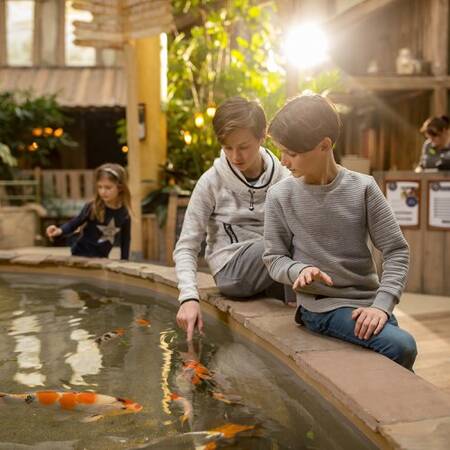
[389,331,417,368]
[217,279,254,298]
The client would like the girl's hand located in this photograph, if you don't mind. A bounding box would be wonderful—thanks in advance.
[46,225,63,239]
[293,266,333,291]
[352,307,388,340]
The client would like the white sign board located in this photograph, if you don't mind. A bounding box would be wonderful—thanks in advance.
[428,180,450,230]
[385,180,420,228]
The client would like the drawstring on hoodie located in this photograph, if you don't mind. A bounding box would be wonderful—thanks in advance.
[248,189,255,211]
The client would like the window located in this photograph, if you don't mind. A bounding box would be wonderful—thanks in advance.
[65,0,95,66]
[6,0,34,66]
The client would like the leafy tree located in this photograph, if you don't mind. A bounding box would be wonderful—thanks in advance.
[0,91,76,169]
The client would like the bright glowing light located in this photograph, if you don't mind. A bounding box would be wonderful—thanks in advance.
[44,127,53,136]
[206,105,216,118]
[194,113,205,128]
[183,131,192,145]
[121,145,129,153]
[32,128,43,137]
[53,128,64,137]
[284,23,329,70]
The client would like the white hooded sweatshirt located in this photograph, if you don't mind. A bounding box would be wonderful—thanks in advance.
[173,147,289,302]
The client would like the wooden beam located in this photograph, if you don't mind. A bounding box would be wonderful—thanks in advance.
[56,0,65,65]
[0,0,6,65]
[343,75,450,92]
[326,0,400,31]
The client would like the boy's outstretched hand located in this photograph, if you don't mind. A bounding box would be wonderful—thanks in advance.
[176,301,204,342]
[352,307,388,340]
[293,266,333,291]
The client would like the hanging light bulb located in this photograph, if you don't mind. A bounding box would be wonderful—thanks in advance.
[206,105,216,118]
[32,128,43,137]
[44,127,53,136]
[53,128,64,137]
[121,145,129,153]
[183,131,192,145]
[194,113,205,128]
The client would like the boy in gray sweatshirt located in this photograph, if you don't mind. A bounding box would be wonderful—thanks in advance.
[263,94,417,370]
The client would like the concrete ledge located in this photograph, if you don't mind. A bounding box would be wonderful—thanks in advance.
[1,251,450,449]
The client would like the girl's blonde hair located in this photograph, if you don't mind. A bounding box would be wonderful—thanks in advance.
[90,163,131,222]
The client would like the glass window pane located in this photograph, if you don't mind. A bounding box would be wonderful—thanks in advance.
[65,0,95,66]
[6,0,34,66]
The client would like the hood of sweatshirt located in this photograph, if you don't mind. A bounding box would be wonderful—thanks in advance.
[213,147,287,198]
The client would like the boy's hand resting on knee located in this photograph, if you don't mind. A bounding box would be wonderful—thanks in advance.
[293,266,333,291]
[46,225,63,240]
[352,307,388,340]
[176,301,204,342]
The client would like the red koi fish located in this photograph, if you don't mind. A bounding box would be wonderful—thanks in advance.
[208,423,255,439]
[0,391,142,422]
[183,360,213,385]
[94,328,125,345]
[170,392,193,425]
[135,318,151,327]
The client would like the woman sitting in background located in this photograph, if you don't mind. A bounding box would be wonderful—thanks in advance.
[417,115,450,171]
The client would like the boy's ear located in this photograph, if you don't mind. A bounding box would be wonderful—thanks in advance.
[320,137,333,151]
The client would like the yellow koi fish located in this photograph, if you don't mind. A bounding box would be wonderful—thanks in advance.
[0,391,142,422]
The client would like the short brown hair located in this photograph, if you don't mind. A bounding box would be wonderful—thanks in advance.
[212,97,267,144]
[268,94,341,153]
[420,115,449,136]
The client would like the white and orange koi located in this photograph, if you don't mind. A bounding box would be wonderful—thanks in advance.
[0,391,142,422]
[94,328,126,345]
[169,392,193,425]
[135,318,151,327]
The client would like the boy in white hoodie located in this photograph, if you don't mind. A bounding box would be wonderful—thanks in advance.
[174,97,290,340]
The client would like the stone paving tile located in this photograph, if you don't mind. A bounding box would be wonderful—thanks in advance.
[0,250,17,262]
[245,314,349,358]
[294,349,450,431]
[379,416,450,450]
[11,254,49,265]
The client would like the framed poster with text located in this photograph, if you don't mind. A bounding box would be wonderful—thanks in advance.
[384,180,421,229]
[428,180,450,230]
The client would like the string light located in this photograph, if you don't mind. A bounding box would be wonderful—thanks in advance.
[53,128,64,137]
[32,128,43,137]
[121,145,129,153]
[44,127,53,136]
[206,105,216,118]
[28,142,38,152]
[194,113,205,128]
[183,131,192,145]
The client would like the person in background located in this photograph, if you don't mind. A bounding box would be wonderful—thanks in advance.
[174,97,290,342]
[417,115,450,171]
[46,163,131,260]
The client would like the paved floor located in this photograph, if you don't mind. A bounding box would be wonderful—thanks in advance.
[7,247,450,394]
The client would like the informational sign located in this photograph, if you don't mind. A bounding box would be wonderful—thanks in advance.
[428,180,450,230]
[385,180,420,228]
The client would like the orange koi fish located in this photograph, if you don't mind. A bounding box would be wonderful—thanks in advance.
[0,391,142,422]
[94,328,125,345]
[135,318,151,327]
[170,392,193,425]
[210,391,243,405]
[208,423,255,439]
[183,360,213,385]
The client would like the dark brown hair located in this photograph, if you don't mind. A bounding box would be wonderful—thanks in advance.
[91,163,131,222]
[212,96,267,144]
[268,94,341,153]
[420,115,450,137]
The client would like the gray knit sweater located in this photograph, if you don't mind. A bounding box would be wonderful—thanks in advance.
[263,167,409,315]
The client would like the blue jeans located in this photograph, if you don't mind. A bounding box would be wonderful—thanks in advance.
[299,307,417,370]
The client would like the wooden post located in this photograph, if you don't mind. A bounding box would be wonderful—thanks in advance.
[33,0,43,65]
[56,0,66,65]
[124,42,143,259]
[0,0,6,65]
[427,0,449,115]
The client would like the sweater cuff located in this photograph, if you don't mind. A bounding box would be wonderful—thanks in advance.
[288,263,313,284]
[178,288,200,303]
[372,291,398,316]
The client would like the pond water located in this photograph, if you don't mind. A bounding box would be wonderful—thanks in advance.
[0,272,376,450]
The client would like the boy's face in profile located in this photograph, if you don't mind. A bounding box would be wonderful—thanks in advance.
[277,143,320,178]
[222,128,263,174]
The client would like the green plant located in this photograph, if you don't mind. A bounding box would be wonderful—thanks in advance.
[0,91,77,168]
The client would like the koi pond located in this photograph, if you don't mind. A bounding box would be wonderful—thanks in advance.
[0,272,376,449]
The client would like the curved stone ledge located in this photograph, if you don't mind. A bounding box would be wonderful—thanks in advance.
[1,251,450,449]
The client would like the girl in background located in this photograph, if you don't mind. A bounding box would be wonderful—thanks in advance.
[46,163,131,260]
